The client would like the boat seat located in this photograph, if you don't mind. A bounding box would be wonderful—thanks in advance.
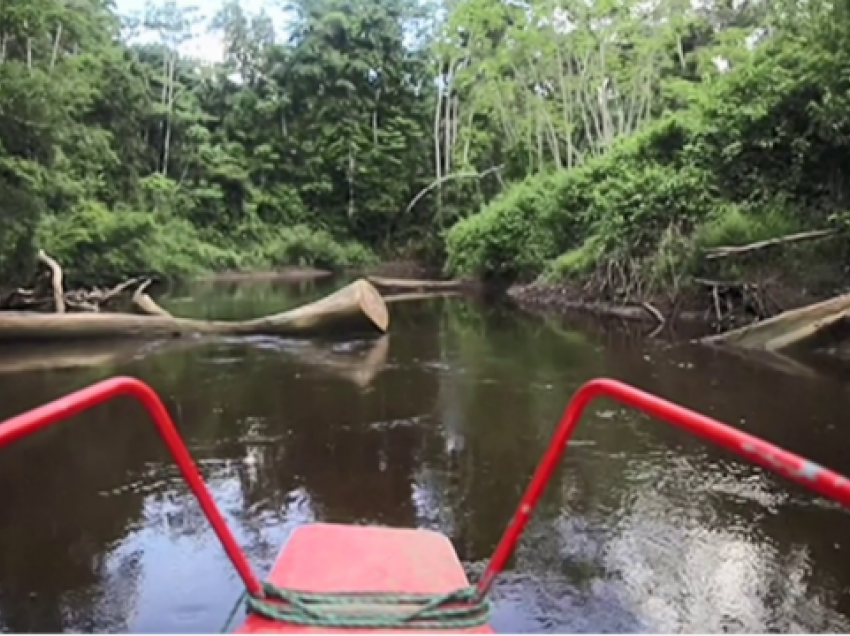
[236,522,493,634]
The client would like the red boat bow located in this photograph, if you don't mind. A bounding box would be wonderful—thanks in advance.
[1,375,849,632]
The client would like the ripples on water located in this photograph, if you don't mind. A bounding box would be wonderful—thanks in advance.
[1,279,850,633]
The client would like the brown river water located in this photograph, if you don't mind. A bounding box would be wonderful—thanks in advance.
[1,277,850,633]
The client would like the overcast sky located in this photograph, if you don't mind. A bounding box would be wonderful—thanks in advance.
[113,0,285,62]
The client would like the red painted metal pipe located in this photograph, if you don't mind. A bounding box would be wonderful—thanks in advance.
[0,376,263,597]
[475,377,850,599]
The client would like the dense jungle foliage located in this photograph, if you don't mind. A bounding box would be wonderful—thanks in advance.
[1,0,848,291]
[444,0,850,297]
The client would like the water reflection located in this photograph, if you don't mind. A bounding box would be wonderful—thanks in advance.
[0,282,849,632]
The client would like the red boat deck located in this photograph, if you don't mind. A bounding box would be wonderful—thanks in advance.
[237,523,493,634]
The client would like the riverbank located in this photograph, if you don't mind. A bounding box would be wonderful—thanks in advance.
[505,251,850,346]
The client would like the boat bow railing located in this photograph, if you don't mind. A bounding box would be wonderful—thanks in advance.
[475,377,850,599]
[1,375,850,606]
[0,376,263,597]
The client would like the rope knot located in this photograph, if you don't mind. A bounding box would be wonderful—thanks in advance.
[246,583,490,629]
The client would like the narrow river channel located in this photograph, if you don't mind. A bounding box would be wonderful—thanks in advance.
[1,277,849,633]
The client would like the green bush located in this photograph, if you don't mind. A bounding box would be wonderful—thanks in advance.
[36,200,242,283]
[445,174,565,281]
[261,224,377,270]
[445,130,717,283]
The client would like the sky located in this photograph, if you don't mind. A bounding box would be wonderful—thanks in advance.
[113,0,286,62]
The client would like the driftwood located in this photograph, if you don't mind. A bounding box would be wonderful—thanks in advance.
[699,291,850,351]
[0,278,389,343]
[1,260,145,314]
[37,250,65,313]
[132,279,172,317]
[367,276,471,293]
[0,250,491,345]
[703,229,836,261]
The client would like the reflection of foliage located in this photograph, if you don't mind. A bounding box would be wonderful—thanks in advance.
[157,276,355,321]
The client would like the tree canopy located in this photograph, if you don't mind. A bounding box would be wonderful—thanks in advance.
[1,0,848,290]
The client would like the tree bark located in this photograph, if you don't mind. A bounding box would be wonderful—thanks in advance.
[0,278,388,343]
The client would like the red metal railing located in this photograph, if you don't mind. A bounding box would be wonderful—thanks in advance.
[1,375,850,608]
[0,376,263,597]
[474,377,850,599]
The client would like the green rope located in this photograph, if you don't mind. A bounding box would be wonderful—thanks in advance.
[245,582,490,630]
[220,589,248,633]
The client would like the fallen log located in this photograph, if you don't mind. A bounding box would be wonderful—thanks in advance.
[699,291,850,351]
[703,229,836,260]
[367,276,471,293]
[383,291,462,303]
[0,278,389,343]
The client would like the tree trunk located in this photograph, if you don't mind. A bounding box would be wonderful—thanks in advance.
[367,276,471,293]
[0,279,388,343]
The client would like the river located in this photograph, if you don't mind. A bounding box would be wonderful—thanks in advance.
[1,276,849,633]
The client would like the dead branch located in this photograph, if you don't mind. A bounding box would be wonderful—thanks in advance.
[100,276,144,305]
[642,301,664,326]
[37,249,65,313]
[404,165,503,216]
[703,229,836,261]
[132,279,173,318]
